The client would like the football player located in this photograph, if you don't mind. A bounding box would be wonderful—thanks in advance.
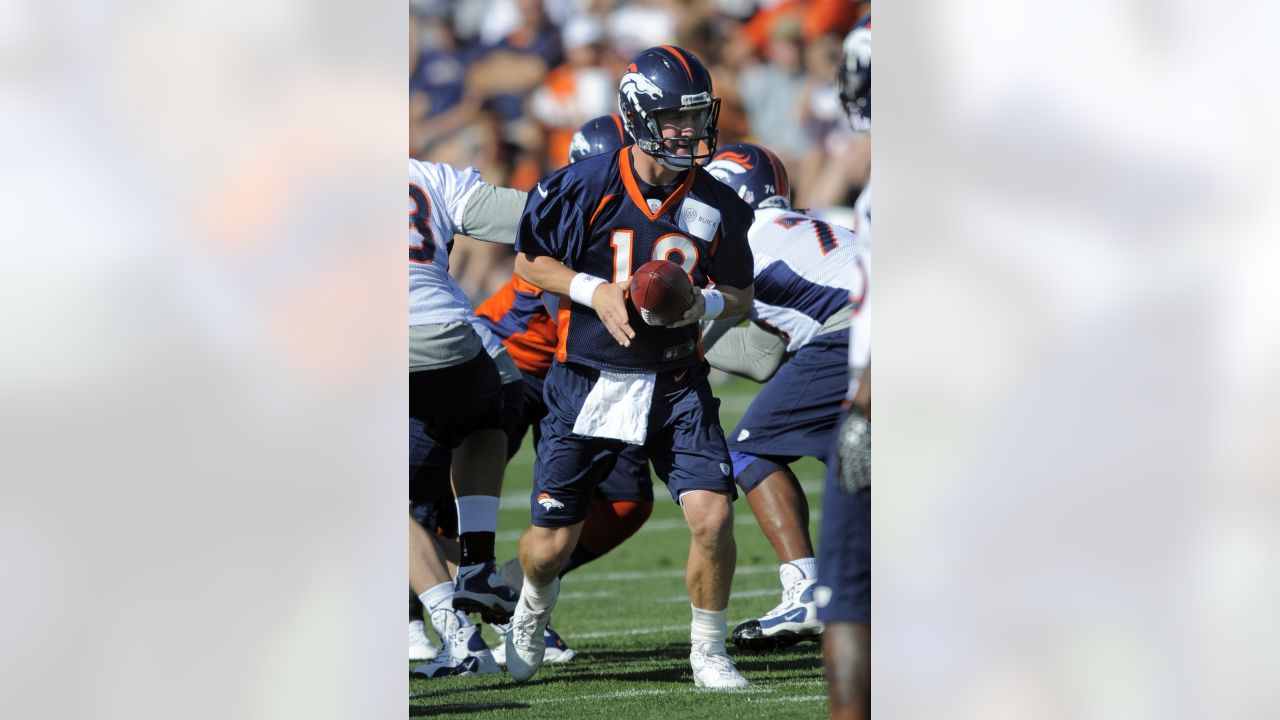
[409,319,523,677]
[702,142,868,656]
[817,17,872,720]
[506,46,756,689]
[407,158,527,675]
[411,115,648,667]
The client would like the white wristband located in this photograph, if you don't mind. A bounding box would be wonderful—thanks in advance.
[701,288,725,320]
[569,273,608,309]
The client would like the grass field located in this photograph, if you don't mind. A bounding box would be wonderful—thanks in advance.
[409,376,830,718]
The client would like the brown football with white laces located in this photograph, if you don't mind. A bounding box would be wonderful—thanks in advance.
[628,260,694,326]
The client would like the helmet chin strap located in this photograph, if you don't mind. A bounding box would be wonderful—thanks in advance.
[657,154,695,171]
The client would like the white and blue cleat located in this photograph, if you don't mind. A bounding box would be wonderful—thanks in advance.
[411,613,500,679]
[731,578,824,652]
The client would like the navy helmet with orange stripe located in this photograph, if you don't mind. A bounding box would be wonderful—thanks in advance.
[840,17,871,131]
[705,142,792,210]
[617,45,721,171]
[567,113,631,165]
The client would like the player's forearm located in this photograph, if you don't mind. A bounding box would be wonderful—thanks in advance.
[514,253,578,297]
[716,284,753,320]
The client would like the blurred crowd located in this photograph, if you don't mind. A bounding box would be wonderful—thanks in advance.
[410,0,870,301]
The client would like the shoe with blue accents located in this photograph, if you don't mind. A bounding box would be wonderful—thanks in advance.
[453,561,519,624]
[491,621,576,665]
[411,610,499,678]
[731,568,824,652]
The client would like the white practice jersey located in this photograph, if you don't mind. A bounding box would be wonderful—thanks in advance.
[747,207,869,353]
[848,181,871,397]
[409,158,483,326]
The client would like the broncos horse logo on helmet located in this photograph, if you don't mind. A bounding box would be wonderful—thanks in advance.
[840,17,871,132]
[707,142,791,210]
[620,72,664,105]
[617,45,721,171]
[568,113,631,165]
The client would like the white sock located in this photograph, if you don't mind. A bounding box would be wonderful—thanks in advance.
[690,605,727,655]
[420,582,472,645]
[788,557,819,583]
[521,576,560,612]
[419,581,453,614]
[455,495,500,535]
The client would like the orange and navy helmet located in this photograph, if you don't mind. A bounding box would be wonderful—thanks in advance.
[705,142,791,210]
[617,45,720,170]
[568,113,631,165]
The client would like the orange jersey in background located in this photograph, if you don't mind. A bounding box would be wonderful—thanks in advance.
[474,274,559,377]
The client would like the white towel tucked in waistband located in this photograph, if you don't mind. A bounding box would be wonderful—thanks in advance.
[572,370,655,445]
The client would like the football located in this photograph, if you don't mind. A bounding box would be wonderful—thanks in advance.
[628,260,694,326]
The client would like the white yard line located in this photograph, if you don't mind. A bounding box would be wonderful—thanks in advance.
[558,590,618,600]
[412,685,788,704]
[571,623,689,640]
[659,587,778,602]
[747,691,824,702]
[569,564,776,582]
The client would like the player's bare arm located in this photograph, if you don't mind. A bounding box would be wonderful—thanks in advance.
[515,252,636,347]
[668,283,753,329]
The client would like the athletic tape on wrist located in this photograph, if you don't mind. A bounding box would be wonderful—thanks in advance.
[569,273,607,309]
[702,288,725,320]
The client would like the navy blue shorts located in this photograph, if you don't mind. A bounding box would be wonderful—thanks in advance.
[728,329,849,462]
[409,379,525,505]
[531,361,732,527]
[409,350,504,449]
[514,371,653,502]
[598,444,654,502]
[508,371,547,459]
[816,411,870,625]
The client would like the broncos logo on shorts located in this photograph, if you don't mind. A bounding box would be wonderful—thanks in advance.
[537,492,566,511]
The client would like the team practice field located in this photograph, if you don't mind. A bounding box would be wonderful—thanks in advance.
[410,375,829,719]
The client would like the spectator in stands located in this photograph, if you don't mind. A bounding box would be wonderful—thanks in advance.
[739,15,810,169]
[411,9,481,157]
[530,14,616,169]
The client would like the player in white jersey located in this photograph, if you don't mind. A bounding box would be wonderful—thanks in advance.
[817,18,872,720]
[408,158,530,661]
[703,142,869,653]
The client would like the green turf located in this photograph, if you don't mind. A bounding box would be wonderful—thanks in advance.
[410,375,829,719]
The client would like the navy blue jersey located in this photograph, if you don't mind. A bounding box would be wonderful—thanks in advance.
[516,147,754,373]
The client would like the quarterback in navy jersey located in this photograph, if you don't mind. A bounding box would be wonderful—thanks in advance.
[516,144,755,372]
[506,45,756,690]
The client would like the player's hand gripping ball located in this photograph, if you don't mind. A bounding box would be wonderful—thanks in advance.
[628,260,694,326]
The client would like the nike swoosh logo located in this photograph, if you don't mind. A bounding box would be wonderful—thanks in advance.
[783,607,807,623]
[536,183,548,198]
[758,607,809,629]
[674,369,688,382]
